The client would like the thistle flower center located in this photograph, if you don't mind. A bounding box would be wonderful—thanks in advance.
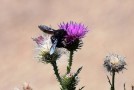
[110,56,119,65]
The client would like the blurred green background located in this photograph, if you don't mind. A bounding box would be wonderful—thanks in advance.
[0,0,134,90]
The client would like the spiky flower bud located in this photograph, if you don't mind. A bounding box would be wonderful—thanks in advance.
[61,73,79,90]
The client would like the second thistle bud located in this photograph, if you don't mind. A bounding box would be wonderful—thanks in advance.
[61,73,79,90]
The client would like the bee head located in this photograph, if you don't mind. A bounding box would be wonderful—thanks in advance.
[53,29,67,38]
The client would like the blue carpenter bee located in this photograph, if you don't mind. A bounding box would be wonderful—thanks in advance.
[38,25,67,55]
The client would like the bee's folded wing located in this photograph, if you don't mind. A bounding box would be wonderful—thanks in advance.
[50,39,58,55]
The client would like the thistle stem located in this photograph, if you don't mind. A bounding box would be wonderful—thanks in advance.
[132,85,134,90]
[67,50,74,74]
[51,61,62,86]
[111,70,115,90]
[124,83,126,90]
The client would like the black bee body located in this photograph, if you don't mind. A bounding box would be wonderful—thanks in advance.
[38,25,67,54]
[51,29,67,47]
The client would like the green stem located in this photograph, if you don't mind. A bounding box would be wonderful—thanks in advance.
[51,61,62,86]
[111,71,115,90]
[67,50,74,74]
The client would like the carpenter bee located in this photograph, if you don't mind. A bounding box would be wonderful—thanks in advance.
[38,25,67,55]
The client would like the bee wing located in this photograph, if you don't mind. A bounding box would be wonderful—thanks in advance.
[50,39,58,55]
[38,25,54,34]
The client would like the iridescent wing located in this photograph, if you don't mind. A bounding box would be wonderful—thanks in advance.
[50,39,58,55]
[38,25,54,34]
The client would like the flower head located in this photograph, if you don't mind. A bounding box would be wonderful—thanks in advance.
[59,21,88,42]
[104,53,127,73]
[33,35,51,54]
[33,35,61,63]
[58,21,89,51]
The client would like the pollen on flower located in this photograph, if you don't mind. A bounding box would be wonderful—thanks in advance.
[104,53,127,73]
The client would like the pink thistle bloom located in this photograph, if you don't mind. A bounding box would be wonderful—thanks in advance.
[33,35,64,63]
[32,36,44,46]
[59,21,88,43]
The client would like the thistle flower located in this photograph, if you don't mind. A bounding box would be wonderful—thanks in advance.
[104,53,127,73]
[59,21,88,41]
[32,35,45,46]
[59,21,88,51]
[33,35,61,63]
